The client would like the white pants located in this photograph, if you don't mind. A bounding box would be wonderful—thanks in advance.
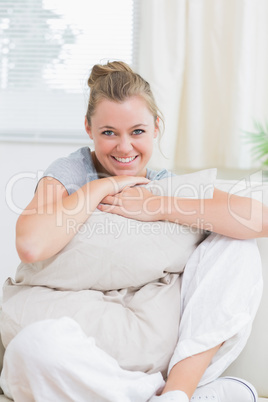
[0,233,263,402]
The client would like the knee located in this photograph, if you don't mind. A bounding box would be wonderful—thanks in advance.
[5,321,51,370]
[212,234,262,278]
[231,237,262,280]
[5,318,75,372]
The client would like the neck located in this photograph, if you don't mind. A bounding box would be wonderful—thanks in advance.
[91,151,111,178]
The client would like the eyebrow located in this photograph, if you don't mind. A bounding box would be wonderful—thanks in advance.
[98,124,148,130]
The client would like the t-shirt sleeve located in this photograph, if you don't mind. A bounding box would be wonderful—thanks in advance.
[35,155,89,195]
[147,168,175,181]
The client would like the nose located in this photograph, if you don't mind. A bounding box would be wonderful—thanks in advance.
[116,135,133,154]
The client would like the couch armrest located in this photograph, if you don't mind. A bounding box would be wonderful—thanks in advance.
[223,238,268,398]
[0,308,5,395]
[0,335,4,375]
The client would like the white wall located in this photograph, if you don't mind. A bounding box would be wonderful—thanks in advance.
[0,141,88,294]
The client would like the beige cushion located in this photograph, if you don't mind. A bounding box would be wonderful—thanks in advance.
[12,169,216,292]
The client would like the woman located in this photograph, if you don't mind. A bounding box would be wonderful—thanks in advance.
[1,61,267,402]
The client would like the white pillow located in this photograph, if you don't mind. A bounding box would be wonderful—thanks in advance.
[215,177,268,205]
[14,169,217,291]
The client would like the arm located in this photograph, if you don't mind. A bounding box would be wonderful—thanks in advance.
[16,175,149,263]
[161,188,268,239]
[98,187,268,239]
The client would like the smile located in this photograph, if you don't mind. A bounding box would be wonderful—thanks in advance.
[112,155,138,163]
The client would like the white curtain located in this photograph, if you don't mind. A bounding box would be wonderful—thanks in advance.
[137,0,268,171]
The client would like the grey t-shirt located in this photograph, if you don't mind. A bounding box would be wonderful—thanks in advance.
[38,147,173,195]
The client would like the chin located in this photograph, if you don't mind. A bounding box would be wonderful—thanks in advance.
[114,170,137,176]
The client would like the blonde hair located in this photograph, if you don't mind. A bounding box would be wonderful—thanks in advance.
[86,61,164,132]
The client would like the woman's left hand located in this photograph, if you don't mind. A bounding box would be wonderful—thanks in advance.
[97,186,162,221]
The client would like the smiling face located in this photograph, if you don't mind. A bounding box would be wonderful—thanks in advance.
[85,96,159,177]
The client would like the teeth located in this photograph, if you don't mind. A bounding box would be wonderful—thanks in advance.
[113,156,136,163]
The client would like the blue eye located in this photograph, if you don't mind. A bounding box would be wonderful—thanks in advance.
[133,129,144,135]
[102,130,114,136]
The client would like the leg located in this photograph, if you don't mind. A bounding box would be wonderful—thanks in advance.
[151,233,262,401]
[161,344,222,398]
[0,317,165,402]
[168,233,263,385]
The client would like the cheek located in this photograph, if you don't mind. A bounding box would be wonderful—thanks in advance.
[94,138,113,156]
[139,138,154,156]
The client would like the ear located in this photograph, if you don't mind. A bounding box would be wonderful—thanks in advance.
[85,116,93,139]
[154,116,160,139]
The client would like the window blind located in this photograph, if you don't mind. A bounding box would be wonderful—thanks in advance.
[0,0,139,144]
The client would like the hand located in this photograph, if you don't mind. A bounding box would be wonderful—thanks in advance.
[101,175,150,197]
[98,186,163,221]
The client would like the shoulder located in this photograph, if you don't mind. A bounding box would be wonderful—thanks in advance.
[37,147,98,195]
[46,147,92,169]
[146,168,175,181]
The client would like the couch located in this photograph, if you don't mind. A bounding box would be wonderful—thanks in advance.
[0,178,267,401]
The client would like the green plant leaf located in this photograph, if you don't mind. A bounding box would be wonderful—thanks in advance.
[242,120,268,167]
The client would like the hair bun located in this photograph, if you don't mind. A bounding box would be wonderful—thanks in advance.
[87,61,133,88]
